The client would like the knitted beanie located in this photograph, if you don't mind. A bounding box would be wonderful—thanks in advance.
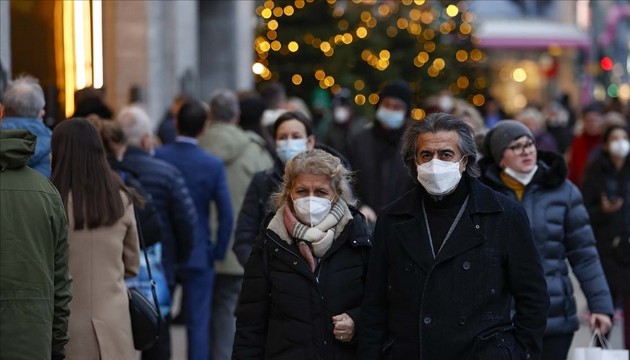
[378,81,412,112]
[485,120,534,165]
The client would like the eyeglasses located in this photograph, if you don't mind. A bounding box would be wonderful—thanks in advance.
[508,141,535,155]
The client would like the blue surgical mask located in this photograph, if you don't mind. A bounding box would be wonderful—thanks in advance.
[276,138,308,163]
[376,107,405,129]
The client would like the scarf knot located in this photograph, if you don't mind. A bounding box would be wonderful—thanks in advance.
[283,199,348,271]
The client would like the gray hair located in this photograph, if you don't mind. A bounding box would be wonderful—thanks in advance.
[209,89,239,123]
[3,75,45,118]
[272,149,356,211]
[116,105,153,147]
[401,112,480,182]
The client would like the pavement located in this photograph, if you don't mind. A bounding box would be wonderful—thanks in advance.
[169,273,626,359]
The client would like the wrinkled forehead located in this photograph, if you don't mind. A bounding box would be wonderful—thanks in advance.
[416,130,461,152]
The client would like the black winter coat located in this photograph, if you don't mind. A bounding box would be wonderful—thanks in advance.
[582,151,630,295]
[347,123,415,214]
[358,176,549,360]
[479,151,614,334]
[233,208,371,360]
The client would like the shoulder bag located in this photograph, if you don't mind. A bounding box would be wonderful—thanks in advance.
[128,207,162,350]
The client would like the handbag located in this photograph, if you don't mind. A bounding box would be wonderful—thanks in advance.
[128,207,162,350]
[571,329,628,360]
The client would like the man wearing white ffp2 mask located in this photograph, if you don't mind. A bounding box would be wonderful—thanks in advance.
[359,113,549,360]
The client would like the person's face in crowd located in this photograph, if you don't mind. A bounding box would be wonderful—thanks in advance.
[604,128,630,158]
[583,111,604,136]
[275,119,316,149]
[380,97,407,113]
[501,135,537,173]
[290,173,336,204]
[416,130,468,172]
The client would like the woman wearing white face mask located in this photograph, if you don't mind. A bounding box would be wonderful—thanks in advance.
[479,120,614,360]
[233,149,371,360]
[582,124,630,349]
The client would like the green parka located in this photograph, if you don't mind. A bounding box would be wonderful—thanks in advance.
[0,129,72,359]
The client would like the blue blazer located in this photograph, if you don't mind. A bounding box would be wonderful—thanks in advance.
[156,141,234,269]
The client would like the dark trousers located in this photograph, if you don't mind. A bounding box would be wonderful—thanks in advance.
[542,334,574,360]
[142,315,172,360]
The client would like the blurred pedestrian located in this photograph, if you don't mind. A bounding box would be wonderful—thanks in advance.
[347,80,415,226]
[157,94,191,145]
[200,89,273,360]
[358,113,549,359]
[480,120,613,360]
[233,149,371,360]
[1,75,51,177]
[117,105,197,359]
[568,103,605,187]
[92,118,173,360]
[321,88,368,159]
[582,124,630,349]
[51,118,140,359]
[515,107,559,153]
[156,99,233,360]
[232,111,316,267]
[0,102,72,360]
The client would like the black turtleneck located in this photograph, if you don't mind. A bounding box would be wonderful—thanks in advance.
[422,176,470,255]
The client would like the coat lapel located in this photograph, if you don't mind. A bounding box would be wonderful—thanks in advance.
[434,210,484,265]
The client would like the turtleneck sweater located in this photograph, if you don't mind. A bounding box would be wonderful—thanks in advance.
[422,176,470,254]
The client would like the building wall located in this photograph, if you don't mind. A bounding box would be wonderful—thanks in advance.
[0,0,10,79]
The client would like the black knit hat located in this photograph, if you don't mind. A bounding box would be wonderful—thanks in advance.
[485,120,534,166]
[378,81,412,112]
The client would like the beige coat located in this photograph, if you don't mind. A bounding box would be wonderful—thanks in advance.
[65,192,140,360]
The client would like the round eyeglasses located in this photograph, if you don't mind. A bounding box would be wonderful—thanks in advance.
[508,141,535,155]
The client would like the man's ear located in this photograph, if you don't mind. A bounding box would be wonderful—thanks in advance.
[39,108,46,119]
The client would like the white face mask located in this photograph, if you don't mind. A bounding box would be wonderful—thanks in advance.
[416,158,464,195]
[504,165,538,186]
[609,139,630,158]
[333,107,351,124]
[276,138,308,163]
[292,196,332,226]
[376,107,405,129]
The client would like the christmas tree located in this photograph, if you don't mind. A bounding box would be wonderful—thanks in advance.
[253,0,488,119]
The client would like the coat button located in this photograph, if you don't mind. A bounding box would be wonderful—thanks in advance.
[423,317,432,325]
[404,263,413,271]
[352,240,357,244]
[490,288,496,295]
[274,248,279,252]
[458,316,466,325]
[324,341,327,345]
[462,261,471,270]
[475,225,480,229]
[293,261,298,266]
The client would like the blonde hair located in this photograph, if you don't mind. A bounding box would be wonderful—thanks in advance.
[272,149,356,210]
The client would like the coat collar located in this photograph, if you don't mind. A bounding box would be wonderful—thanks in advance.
[385,175,504,217]
[387,176,503,273]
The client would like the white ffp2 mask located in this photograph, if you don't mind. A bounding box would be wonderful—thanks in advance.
[292,196,332,226]
[416,158,464,195]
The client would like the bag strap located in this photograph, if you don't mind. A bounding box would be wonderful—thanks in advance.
[588,329,611,349]
[134,206,163,328]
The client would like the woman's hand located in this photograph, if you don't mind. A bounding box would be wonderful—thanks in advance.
[332,313,355,342]
[589,312,612,334]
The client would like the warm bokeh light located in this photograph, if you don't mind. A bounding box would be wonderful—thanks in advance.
[512,68,527,82]
[472,94,485,106]
[292,74,303,85]
[446,5,459,17]
[354,79,365,90]
[356,27,368,38]
[268,20,279,30]
[252,62,265,74]
[412,108,426,120]
[288,41,299,52]
[355,94,366,105]
[315,69,326,80]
